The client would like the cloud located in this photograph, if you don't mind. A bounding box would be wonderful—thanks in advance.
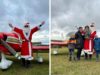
[0,0,49,32]
[32,30,49,44]
[51,0,100,33]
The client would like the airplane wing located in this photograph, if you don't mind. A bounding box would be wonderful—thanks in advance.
[32,45,49,53]
[51,41,68,46]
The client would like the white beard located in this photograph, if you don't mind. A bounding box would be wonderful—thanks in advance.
[23,27,30,34]
[90,26,96,33]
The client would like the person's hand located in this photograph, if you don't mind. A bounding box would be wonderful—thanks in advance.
[39,21,45,27]
[9,23,13,28]
[41,21,45,25]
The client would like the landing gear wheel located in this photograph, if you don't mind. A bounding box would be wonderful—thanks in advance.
[36,57,44,63]
[53,50,58,55]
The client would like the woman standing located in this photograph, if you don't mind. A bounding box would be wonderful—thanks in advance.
[84,23,96,60]
[83,26,91,59]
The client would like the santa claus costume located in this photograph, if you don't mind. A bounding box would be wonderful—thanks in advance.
[84,24,96,56]
[9,21,45,67]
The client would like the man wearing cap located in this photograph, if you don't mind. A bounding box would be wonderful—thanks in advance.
[9,21,45,67]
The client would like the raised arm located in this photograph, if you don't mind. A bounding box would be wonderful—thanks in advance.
[8,23,22,33]
[9,23,14,28]
[31,21,45,33]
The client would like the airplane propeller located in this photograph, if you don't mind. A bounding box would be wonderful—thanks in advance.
[0,39,21,60]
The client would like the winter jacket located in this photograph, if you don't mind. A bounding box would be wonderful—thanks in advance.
[68,38,76,49]
[94,38,100,51]
[75,31,84,49]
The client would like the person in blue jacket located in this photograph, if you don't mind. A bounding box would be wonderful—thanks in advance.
[94,36,100,61]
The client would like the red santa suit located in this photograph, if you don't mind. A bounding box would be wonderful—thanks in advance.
[84,26,96,54]
[13,26,40,60]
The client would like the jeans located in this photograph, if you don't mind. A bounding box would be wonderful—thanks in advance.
[96,50,100,60]
[69,49,75,61]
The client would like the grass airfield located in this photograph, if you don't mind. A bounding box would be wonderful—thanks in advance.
[51,47,100,75]
[0,53,49,75]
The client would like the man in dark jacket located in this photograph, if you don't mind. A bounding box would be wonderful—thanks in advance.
[75,27,84,60]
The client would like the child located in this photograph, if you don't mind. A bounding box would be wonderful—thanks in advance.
[94,36,100,61]
[67,34,76,61]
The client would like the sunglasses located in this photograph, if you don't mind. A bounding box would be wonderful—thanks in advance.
[24,25,29,28]
[90,25,94,27]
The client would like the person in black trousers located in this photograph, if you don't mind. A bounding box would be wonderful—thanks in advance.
[75,27,84,60]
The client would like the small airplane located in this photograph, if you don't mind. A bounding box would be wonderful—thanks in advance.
[0,32,49,70]
[51,31,69,54]
[51,40,68,55]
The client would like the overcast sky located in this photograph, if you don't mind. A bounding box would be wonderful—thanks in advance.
[51,0,100,33]
[0,0,49,43]
[0,0,49,32]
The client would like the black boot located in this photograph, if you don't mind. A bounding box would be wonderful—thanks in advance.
[25,60,31,68]
[85,53,88,60]
[21,58,26,67]
[89,55,92,60]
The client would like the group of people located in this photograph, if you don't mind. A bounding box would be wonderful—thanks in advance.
[68,23,100,61]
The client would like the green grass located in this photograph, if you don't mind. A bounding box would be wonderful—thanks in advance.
[0,53,49,75]
[51,47,100,75]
